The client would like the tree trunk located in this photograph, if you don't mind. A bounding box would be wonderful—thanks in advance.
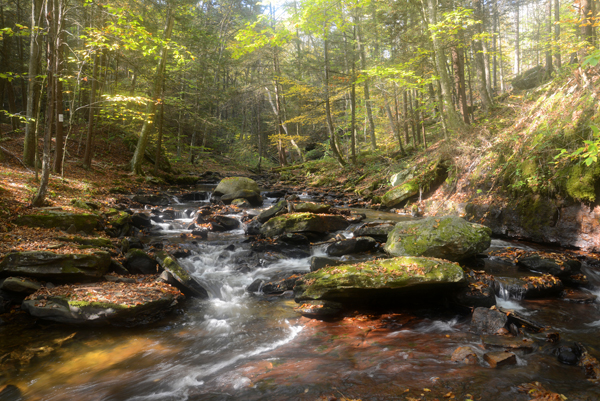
[32,0,58,207]
[131,9,175,175]
[154,77,165,176]
[82,48,98,169]
[402,90,410,144]
[515,3,520,75]
[581,0,593,44]
[53,18,65,173]
[324,37,345,166]
[473,0,494,111]
[425,0,464,131]
[451,40,470,124]
[354,14,377,150]
[554,0,561,68]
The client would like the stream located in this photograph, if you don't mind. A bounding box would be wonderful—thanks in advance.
[5,191,600,400]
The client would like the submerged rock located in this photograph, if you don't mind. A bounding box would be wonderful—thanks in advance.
[294,256,465,304]
[21,279,184,326]
[384,216,491,261]
[470,307,507,335]
[295,300,343,319]
[483,351,517,368]
[517,254,580,278]
[260,212,349,238]
[451,346,478,364]
[0,251,111,282]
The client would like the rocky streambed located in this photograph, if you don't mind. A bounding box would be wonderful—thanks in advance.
[2,176,600,400]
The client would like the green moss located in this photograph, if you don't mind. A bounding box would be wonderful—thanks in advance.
[162,255,191,282]
[68,300,128,309]
[15,212,99,233]
[294,256,465,301]
[565,163,600,202]
[110,211,131,226]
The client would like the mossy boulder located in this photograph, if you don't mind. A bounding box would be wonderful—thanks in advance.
[214,177,262,206]
[155,251,209,299]
[21,280,184,326]
[260,212,349,237]
[0,277,41,294]
[384,216,491,261]
[293,202,331,214]
[381,179,419,208]
[257,199,288,223]
[15,212,99,234]
[0,251,111,281]
[294,256,466,303]
[132,194,171,206]
[125,249,159,275]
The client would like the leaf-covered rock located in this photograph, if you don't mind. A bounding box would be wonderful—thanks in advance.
[15,212,100,234]
[294,256,465,303]
[0,251,111,282]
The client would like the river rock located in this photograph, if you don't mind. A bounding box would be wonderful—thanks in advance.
[15,211,100,234]
[326,237,378,257]
[131,213,153,229]
[57,236,113,248]
[451,346,478,364]
[481,335,535,355]
[454,281,496,308]
[155,251,208,299]
[245,218,263,235]
[294,300,343,319]
[178,192,207,202]
[125,250,159,275]
[0,277,42,294]
[250,234,310,259]
[494,275,564,299]
[257,200,288,223]
[214,215,240,230]
[0,251,111,282]
[517,254,580,278]
[231,198,252,208]
[310,256,346,272]
[381,178,419,208]
[293,202,331,214]
[354,220,397,241]
[294,256,465,304]
[384,216,491,262]
[132,194,171,206]
[21,280,184,326]
[483,351,517,368]
[260,213,349,238]
[214,177,262,206]
[106,211,132,238]
[470,307,507,334]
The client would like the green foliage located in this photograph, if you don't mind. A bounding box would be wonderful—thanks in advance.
[554,125,600,167]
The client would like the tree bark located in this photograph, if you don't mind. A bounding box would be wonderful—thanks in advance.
[554,0,561,68]
[82,48,98,169]
[324,37,345,166]
[451,39,470,124]
[53,15,65,173]
[473,0,493,111]
[354,14,377,150]
[131,9,175,175]
[425,0,464,131]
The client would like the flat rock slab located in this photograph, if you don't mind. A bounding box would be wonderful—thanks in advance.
[0,277,41,294]
[484,351,517,368]
[451,346,478,364]
[155,251,209,299]
[22,278,184,326]
[294,256,465,304]
[494,275,564,299]
[353,220,396,241]
[15,212,99,234]
[293,202,331,214]
[481,335,536,355]
[470,307,507,334]
[132,194,171,206]
[0,251,111,282]
[260,213,349,237]
[325,236,378,257]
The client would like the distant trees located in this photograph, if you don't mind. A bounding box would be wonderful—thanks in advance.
[0,0,596,196]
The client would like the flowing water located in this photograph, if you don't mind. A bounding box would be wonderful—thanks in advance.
[4,195,600,400]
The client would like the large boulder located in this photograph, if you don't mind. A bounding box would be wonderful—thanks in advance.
[381,179,419,208]
[15,211,99,234]
[260,213,349,238]
[0,251,111,282]
[21,279,184,326]
[293,202,331,214]
[155,251,209,299]
[132,194,171,206]
[384,216,491,261]
[213,177,262,206]
[470,307,507,334]
[512,65,548,90]
[294,256,466,304]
